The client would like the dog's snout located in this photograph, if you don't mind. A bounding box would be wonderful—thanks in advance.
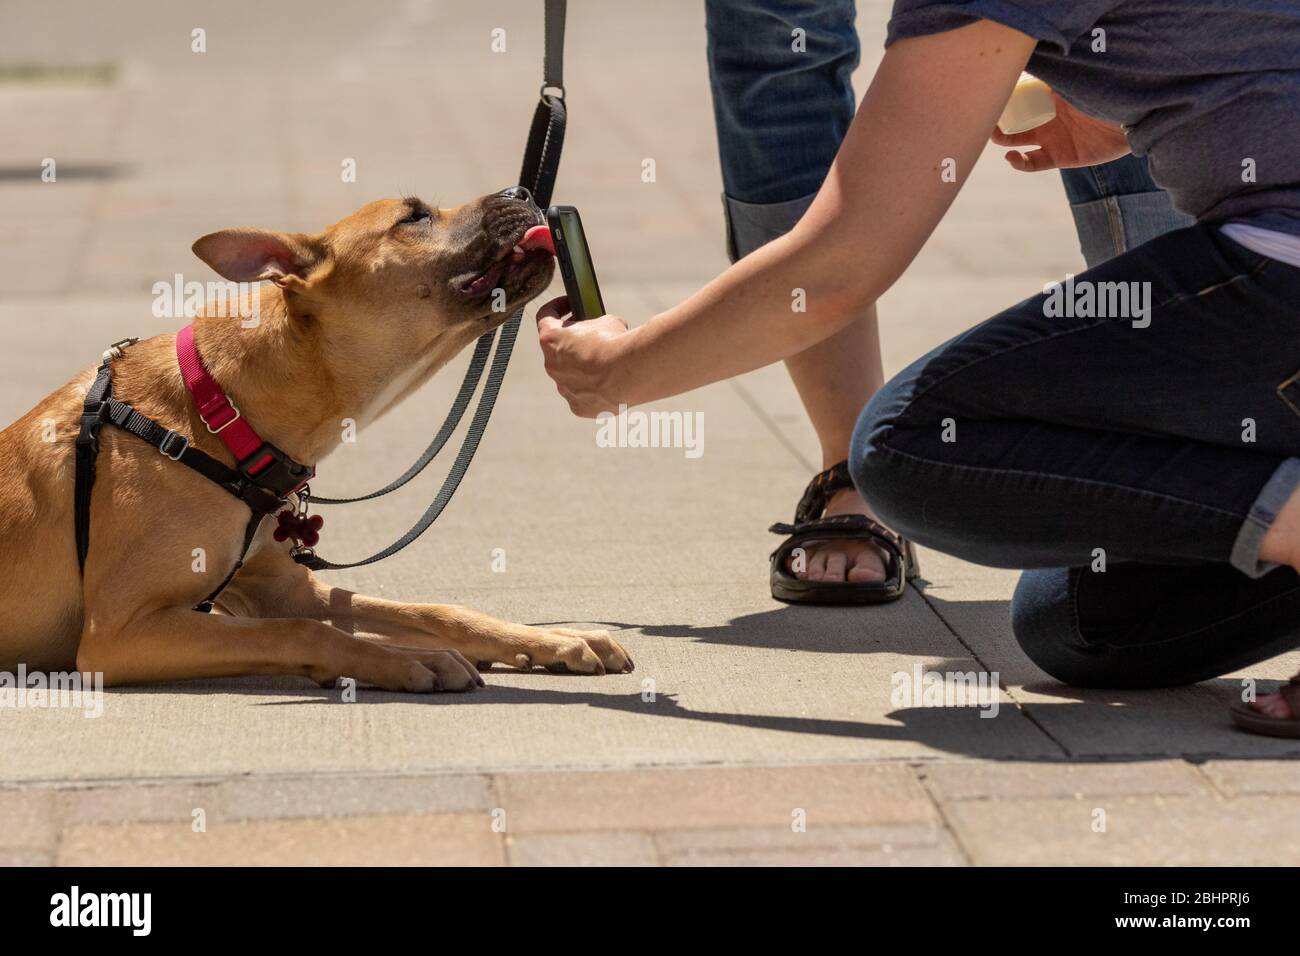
[497,186,534,206]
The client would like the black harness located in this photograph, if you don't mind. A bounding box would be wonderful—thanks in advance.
[74,339,312,612]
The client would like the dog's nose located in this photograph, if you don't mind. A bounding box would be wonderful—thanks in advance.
[497,186,534,205]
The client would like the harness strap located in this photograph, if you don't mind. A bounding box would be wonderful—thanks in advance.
[74,347,292,613]
[101,396,283,515]
[194,511,267,614]
[175,323,315,497]
[74,358,116,573]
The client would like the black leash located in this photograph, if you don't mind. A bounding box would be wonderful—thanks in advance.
[295,0,567,571]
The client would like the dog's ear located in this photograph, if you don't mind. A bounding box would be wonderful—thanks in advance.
[192,229,326,289]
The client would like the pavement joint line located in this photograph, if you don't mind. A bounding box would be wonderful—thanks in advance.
[4,753,1283,793]
[911,766,976,865]
[726,376,820,474]
[914,584,1074,759]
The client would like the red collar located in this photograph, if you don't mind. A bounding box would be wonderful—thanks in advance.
[175,323,314,495]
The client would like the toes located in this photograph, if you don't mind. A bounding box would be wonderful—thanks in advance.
[553,628,634,674]
[806,551,828,582]
[847,547,887,583]
[422,650,483,691]
[558,639,605,675]
[400,661,440,693]
[823,551,848,582]
[1252,692,1294,719]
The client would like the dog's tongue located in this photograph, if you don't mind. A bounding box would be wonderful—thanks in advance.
[518,224,554,256]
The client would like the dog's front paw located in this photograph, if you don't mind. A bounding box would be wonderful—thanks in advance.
[517,628,634,675]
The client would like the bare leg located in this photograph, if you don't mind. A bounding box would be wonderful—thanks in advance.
[782,304,891,583]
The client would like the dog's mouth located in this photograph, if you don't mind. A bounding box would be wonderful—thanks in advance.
[454,224,554,301]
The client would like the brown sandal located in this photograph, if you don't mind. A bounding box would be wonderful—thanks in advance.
[768,461,920,605]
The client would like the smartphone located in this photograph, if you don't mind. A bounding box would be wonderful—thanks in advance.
[546,205,606,322]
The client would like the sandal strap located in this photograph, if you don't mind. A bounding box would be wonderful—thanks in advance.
[769,514,905,562]
[792,460,854,524]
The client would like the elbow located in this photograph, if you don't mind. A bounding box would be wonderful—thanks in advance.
[785,220,887,329]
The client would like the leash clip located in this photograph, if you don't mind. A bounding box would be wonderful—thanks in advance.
[101,337,140,364]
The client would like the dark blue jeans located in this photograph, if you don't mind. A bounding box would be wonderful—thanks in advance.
[851,225,1300,687]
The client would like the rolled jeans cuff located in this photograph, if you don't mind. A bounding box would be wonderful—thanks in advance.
[1231,457,1300,578]
[1067,190,1195,269]
[722,191,816,262]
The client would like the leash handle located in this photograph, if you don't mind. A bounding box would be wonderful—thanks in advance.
[542,0,565,95]
[521,0,567,206]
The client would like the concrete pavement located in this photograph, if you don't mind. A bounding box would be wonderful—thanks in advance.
[0,0,1297,866]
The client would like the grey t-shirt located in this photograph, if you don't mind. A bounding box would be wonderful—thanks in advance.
[887,0,1300,236]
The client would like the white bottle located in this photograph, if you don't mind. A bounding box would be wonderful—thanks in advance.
[997,73,1056,134]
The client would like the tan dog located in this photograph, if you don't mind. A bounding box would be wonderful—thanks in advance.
[0,191,631,692]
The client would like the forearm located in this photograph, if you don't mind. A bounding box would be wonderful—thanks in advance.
[613,225,859,406]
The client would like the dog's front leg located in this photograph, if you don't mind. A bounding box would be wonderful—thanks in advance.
[75,606,482,692]
[222,549,634,675]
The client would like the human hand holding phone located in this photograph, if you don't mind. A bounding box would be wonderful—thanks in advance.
[536,296,631,417]
[546,205,606,321]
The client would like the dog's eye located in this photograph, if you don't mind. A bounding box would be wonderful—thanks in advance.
[398,209,432,226]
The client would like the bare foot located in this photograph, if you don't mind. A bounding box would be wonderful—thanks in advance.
[789,485,891,584]
[1250,675,1299,720]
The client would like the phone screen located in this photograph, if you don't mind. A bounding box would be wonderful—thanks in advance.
[554,207,605,321]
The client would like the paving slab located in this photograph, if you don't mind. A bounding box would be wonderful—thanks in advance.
[947,794,1300,866]
[918,759,1214,801]
[494,764,938,833]
[507,831,660,867]
[57,812,504,866]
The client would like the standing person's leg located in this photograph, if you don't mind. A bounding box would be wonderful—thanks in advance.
[706,0,895,588]
[850,223,1300,691]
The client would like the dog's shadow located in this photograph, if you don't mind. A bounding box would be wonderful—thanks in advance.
[119,674,1300,763]
[97,590,1300,763]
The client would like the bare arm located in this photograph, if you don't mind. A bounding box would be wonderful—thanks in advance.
[539,20,1037,415]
